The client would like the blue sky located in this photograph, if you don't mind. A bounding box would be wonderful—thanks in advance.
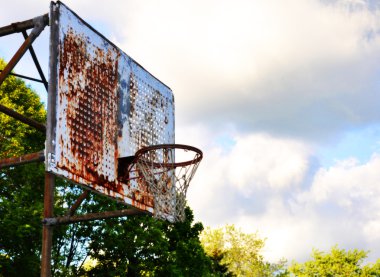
[1,0,380,264]
[319,125,380,166]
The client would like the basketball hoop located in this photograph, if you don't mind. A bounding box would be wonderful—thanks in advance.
[133,144,202,222]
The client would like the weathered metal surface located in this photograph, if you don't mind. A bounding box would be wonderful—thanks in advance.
[41,172,55,277]
[46,2,174,214]
[41,4,58,276]
[0,150,44,169]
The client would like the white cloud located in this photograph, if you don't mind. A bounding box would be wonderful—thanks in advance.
[291,153,380,262]
[227,134,310,191]
[302,154,380,208]
[198,151,380,263]
[107,0,380,140]
[186,127,311,223]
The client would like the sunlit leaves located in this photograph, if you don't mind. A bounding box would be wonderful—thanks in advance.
[0,59,46,158]
[201,224,287,276]
[289,246,380,277]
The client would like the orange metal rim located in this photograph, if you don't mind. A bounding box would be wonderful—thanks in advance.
[134,144,203,168]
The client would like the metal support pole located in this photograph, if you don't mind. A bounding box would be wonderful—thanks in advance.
[0,15,48,87]
[41,172,55,277]
[43,208,147,226]
[0,150,44,169]
[0,13,49,37]
[40,4,57,274]
[0,104,46,132]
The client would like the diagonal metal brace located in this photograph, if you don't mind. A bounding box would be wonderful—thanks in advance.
[66,190,90,217]
[0,15,49,87]
[22,30,48,91]
[0,104,46,132]
[0,150,44,169]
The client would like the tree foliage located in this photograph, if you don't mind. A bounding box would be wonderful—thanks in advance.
[80,207,212,276]
[200,224,287,276]
[0,59,45,159]
[288,246,380,277]
[0,58,46,276]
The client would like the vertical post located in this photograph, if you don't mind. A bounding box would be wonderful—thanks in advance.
[41,3,58,275]
[41,172,55,277]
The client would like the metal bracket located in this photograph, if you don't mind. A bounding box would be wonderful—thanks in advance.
[42,218,57,226]
[0,13,49,37]
[0,14,49,87]
[47,153,56,171]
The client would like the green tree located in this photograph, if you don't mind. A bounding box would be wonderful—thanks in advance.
[200,224,287,277]
[0,61,46,159]
[82,207,212,276]
[288,245,380,277]
[0,58,46,276]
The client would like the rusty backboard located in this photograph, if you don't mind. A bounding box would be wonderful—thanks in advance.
[46,1,174,214]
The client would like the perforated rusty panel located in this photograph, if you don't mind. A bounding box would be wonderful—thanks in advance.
[46,2,174,213]
[119,68,175,157]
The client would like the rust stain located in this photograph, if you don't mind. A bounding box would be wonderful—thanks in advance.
[58,29,122,193]
[56,28,155,210]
